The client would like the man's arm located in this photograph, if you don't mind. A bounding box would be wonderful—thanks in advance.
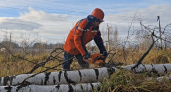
[74,19,88,56]
[94,31,107,56]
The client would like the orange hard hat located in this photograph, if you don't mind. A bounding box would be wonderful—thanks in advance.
[91,8,104,22]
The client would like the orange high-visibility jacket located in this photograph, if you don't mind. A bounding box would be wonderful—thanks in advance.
[64,16,107,56]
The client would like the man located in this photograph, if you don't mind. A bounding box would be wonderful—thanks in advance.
[63,8,107,70]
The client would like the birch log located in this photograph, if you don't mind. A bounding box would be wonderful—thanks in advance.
[0,67,116,86]
[122,63,171,74]
[0,64,171,86]
[0,82,101,92]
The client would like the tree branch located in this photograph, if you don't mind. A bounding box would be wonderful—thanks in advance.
[27,48,64,73]
[131,26,158,70]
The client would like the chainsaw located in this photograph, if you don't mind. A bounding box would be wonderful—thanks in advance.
[85,53,116,68]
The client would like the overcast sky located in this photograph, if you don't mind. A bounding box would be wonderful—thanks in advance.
[0,0,171,44]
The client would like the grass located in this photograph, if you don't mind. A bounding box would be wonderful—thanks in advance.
[96,69,171,92]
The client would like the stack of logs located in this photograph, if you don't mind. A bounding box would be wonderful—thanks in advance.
[0,64,171,92]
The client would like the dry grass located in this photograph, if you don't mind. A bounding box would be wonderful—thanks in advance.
[0,53,61,77]
[96,69,171,92]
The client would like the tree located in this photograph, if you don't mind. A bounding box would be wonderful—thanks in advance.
[0,41,19,48]
[33,42,48,53]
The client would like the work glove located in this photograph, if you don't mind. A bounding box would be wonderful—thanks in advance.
[83,52,91,62]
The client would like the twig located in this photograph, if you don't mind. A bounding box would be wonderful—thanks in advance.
[140,22,171,43]
[0,43,65,73]
[0,43,37,64]
[27,48,64,73]
[107,52,117,64]
[21,56,74,84]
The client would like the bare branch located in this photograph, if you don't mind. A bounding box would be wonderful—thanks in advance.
[0,43,37,64]
[27,48,64,73]
[131,31,158,70]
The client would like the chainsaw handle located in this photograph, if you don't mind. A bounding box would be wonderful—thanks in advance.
[92,54,103,63]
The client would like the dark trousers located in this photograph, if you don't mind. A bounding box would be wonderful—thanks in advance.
[62,51,89,70]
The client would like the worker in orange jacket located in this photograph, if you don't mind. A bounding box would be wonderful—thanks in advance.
[63,8,107,70]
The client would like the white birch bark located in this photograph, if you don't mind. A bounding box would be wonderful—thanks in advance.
[0,67,116,86]
[0,64,171,86]
[122,63,171,74]
[0,82,101,92]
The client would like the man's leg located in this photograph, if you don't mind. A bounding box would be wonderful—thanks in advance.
[75,54,89,69]
[62,51,74,70]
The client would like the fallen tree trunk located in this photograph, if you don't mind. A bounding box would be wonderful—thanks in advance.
[0,64,171,86]
[0,67,116,86]
[1,75,170,92]
[0,82,101,92]
[123,63,171,74]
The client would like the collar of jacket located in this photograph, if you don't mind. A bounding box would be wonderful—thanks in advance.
[86,15,100,23]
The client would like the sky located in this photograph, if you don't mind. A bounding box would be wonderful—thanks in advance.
[0,0,171,45]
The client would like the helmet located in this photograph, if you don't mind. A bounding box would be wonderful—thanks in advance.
[91,8,104,22]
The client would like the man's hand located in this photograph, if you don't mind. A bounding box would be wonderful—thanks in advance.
[83,52,91,62]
